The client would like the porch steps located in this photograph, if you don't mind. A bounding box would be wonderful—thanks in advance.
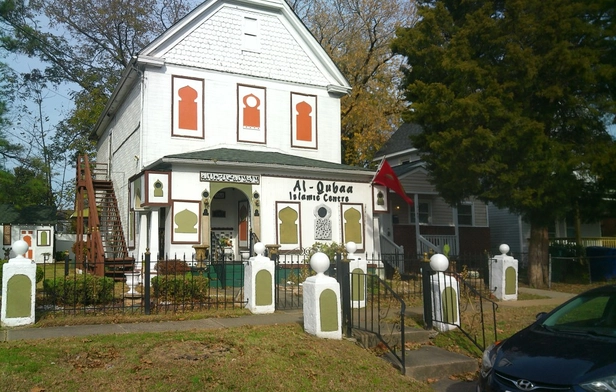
[396,345,478,382]
[353,328,478,382]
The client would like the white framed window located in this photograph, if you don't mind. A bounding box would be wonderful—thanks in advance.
[242,17,260,53]
[411,202,431,224]
[457,203,473,226]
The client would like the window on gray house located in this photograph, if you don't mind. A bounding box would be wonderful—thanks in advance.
[411,202,431,224]
[457,204,473,226]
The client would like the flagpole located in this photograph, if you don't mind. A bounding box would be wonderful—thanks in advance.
[370,157,386,184]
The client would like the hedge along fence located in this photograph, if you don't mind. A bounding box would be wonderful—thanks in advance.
[151,274,210,303]
[43,274,115,306]
[152,259,210,302]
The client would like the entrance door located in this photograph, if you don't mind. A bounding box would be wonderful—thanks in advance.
[210,187,253,261]
[238,200,249,249]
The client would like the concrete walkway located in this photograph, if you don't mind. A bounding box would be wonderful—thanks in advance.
[500,287,576,307]
[1,310,305,342]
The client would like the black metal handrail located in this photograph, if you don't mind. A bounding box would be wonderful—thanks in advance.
[346,270,407,374]
[427,270,498,351]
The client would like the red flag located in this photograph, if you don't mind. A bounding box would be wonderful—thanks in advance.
[372,159,413,205]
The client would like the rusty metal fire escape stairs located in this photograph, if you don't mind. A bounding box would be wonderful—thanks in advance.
[75,155,134,279]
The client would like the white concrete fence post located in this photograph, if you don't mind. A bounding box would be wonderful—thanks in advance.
[346,241,367,309]
[303,252,342,339]
[489,244,519,301]
[1,240,37,327]
[430,253,461,332]
[244,242,275,314]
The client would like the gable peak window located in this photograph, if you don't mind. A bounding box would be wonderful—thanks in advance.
[242,16,260,53]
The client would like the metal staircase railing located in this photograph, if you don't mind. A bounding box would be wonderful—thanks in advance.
[76,155,105,275]
[336,253,407,374]
[75,155,134,279]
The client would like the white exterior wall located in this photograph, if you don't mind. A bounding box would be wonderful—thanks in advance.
[96,128,110,166]
[165,169,203,258]
[140,66,341,169]
[158,5,332,87]
[91,0,365,262]
[260,176,375,255]
[107,84,143,238]
[129,170,376,260]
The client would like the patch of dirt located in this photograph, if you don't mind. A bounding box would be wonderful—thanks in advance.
[147,340,233,363]
[66,345,121,371]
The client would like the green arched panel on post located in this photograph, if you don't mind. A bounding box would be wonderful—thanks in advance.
[441,287,458,324]
[255,270,273,306]
[505,267,516,295]
[351,268,364,301]
[319,289,339,332]
[6,274,32,318]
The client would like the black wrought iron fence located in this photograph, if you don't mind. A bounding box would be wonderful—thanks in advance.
[346,269,407,374]
[35,252,247,318]
[272,249,319,310]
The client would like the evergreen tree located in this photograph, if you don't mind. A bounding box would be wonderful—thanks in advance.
[392,0,616,287]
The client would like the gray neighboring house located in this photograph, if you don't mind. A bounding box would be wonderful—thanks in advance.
[488,204,605,257]
[373,123,491,259]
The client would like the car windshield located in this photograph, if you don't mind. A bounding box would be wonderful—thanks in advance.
[541,290,616,338]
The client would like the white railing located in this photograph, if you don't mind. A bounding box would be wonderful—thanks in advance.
[379,235,405,273]
[419,234,458,256]
[551,237,616,249]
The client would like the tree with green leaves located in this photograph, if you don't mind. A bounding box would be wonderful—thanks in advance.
[289,0,417,166]
[392,0,616,288]
[0,62,23,164]
[1,0,198,156]
[0,0,197,209]
[0,165,49,208]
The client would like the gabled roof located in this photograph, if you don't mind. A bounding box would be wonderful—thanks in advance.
[392,160,427,177]
[149,147,373,176]
[373,123,423,161]
[140,0,350,90]
[0,205,57,225]
[92,0,351,139]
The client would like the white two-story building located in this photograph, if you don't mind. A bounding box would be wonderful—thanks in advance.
[85,0,384,266]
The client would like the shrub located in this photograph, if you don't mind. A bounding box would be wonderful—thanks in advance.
[156,259,191,275]
[286,264,314,285]
[55,251,68,261]
[36,266,44,283]
[43,274,115,305]
[151,274,210,302]
[549,243,585,257]
[306,241,346,264]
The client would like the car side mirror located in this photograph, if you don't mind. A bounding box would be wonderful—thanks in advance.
[536,312,548,322]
